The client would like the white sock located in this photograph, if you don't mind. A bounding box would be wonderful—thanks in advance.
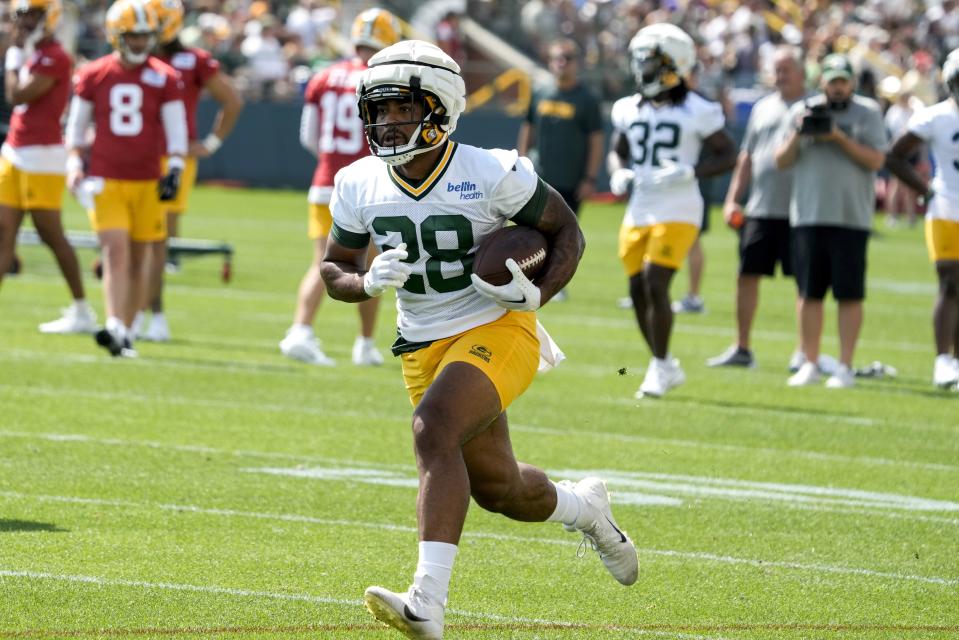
[413,541,457,605]
[290,323,312,336]
[152,312,166,323]
[546,480,581,527]
[105,316,127,341]
[72,299,89,309]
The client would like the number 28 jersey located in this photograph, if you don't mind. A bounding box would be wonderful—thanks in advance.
[73,55,184,180]
[331,142,542,345]
[610,91,724,226]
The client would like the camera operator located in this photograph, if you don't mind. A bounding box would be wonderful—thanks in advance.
[774,53,887,388]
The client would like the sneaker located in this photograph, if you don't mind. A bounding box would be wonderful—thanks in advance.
[825,364,855,389]
[706,345,755,368]
[933,354,959,388]
[119,337,138,359]
[142,314,170,342]
[671,294,704,314]
[787,361,820,386]
[38,303,97,334]
[279,327,335,366]
[637,357,685,398]
[352,337,384,366]
[94,327,125,357]
[617,296,633,310]
[364,585,445,640]
[788,350,805,373]
[789,351,839,375]
[564,477,639,586]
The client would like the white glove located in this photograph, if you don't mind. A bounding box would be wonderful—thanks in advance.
[363,242,412,297]
[635,159,696,191]
[609,168,635,197]
[470,258,541,311]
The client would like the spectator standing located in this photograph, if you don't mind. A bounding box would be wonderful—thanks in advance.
[886,48,959,388]
[708,45,806,368]
[517,37,602,299]
[881,76,925,228]
[775,53,888,388]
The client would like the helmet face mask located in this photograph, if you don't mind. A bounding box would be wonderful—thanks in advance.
[356,40,466,166]
[106,0,158,65]
[12,0,62,42]
[629,23,695,99]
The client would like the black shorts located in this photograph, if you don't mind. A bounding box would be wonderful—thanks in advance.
[739,217,793,277]
[792,225,869,300]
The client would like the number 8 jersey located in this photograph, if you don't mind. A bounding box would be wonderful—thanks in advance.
[610,92,724,227]
[72,54,185,180]
[331,142,544,345]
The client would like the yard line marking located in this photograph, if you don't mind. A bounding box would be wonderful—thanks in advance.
[511,424,959,473]
[3,491,957,587]
[0,570,722,640]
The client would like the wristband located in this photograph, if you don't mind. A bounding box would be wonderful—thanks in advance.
[166,155,186,171]
[5,47,25,72]
[65,155,84,174]
[202,133,222,154]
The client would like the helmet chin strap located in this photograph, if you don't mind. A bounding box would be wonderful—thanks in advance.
[124,50,149,64]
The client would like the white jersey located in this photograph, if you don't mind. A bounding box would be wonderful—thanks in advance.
[610,91,725,227]
[907,99,959,221]
[331,141,542,345]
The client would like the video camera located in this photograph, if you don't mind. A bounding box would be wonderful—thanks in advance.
[799,104,833,135]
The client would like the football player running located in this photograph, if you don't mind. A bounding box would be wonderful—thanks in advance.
[608,23,736,398]
[887,48,959,389]
[0,0,96,334]
[65,0,187,357]
[279,8,400,367]
[136,0,243,343]
[321,40,638,639]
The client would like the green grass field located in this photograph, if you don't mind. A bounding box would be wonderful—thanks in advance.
[1,186,957,639]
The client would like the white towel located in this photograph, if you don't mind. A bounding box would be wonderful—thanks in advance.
[536,320,565,372]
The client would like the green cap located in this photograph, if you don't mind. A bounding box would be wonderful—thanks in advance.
[821,54,853,82]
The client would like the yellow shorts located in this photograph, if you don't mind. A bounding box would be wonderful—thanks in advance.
[0,158,64,211]
[400,310,539,411]
[926,218,959,262]
[160,155,198,215]
[88,178,165,242]
[308,203,333,240]
[618,221,699,275]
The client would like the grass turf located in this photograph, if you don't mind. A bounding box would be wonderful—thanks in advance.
[0,186,956,639]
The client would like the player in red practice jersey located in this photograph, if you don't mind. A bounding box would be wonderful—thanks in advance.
[136,0,244,342]
[278,8,401,367]
[64,0,187,357]
[0,0,97,334]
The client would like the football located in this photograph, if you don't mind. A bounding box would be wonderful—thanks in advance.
[472,225,548,286]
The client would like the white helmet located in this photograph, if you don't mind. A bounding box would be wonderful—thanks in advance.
[629,23,696,99]
[944,48,959,103]
[357,39,467,166]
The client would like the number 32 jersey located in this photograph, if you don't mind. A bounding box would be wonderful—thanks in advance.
[610,91,724,226]
[331,142,542,344]
[73,55,184,180]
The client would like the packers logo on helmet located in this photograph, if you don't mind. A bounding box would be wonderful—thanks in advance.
[106,0,159,65]
[357,40,466,166]
[351,8,401,52]
[12,0,62,38]
[148,0,184,44]
[629,23,696,99]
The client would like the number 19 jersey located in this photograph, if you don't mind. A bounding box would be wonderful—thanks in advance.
[331,142,542,345]
[610,91,724,227]
[73,55,184,180]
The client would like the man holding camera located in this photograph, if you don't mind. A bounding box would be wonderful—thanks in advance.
[775,53,887,388]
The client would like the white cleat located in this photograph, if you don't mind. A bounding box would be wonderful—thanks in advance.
[279,328,335,366]
[787,361,821,387]
[364,585,445,640]
[564,477,639,586]
[933,354,959,389]
[38,303,97,334]
[142,314,171,342]
[636,357,685,398]
[825,364,855,389]
[352,336,384,366]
